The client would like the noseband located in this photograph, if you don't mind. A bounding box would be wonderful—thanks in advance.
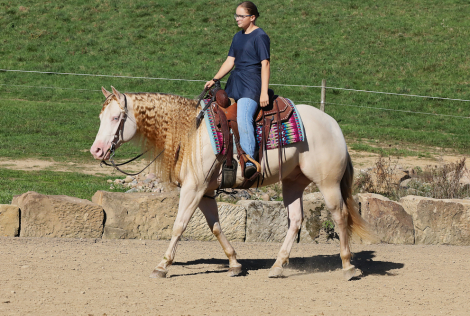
[100,93,164,176]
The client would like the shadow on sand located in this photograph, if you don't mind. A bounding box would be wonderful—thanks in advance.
[171,250,404,279]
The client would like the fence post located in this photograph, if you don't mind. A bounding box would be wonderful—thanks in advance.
[320,79,326,112]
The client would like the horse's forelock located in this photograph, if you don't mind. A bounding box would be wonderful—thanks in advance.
[100,95,119,115]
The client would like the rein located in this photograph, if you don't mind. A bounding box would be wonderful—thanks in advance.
[100,93,164,176]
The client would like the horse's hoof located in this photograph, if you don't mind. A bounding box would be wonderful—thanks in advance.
[150,268,168,279]
[227,264,242,277]
[342,266,356,281]
[268,267,284,278]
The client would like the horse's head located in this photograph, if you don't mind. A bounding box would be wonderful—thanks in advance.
[90,86,137,160]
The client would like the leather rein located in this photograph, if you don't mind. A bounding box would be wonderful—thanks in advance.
[100,93,164,176]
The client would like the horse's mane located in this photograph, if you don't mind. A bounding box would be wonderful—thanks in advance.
[128,93,199,183]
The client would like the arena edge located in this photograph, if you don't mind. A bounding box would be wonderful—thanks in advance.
[2,191,470,246]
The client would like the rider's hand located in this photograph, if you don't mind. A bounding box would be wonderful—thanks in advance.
[204,80,215,89]
[260,91,269,107]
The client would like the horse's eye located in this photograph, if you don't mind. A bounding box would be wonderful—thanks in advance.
[113,116,119,121]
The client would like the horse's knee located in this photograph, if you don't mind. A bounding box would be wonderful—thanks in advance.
[172,222,185,237]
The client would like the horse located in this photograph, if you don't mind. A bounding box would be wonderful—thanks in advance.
[90,86,372,280]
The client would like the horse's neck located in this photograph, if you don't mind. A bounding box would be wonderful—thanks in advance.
[129,93,197,148]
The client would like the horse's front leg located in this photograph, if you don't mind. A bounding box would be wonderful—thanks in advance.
[150,183,205,278]
[198,194,242,276]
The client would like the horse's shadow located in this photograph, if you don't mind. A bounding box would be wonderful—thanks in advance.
[171,250,404,279]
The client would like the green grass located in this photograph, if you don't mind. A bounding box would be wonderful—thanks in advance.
[0,168,126,204]
[1,0,470,200]
[0,98,139,161]
[1,0,469,155]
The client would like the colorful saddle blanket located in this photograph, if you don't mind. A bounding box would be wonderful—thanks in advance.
[203,98,305,155]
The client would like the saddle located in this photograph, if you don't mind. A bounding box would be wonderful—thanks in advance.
[210,89,294,189]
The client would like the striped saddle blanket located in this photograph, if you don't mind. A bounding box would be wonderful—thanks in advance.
[203,98,305,155]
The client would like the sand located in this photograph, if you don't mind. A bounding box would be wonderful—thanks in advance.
[1,237,469,315]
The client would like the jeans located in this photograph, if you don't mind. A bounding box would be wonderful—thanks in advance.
[237,98,258,163]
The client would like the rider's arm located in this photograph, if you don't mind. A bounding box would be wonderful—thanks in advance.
[204,57,235,89]
[259,59,270,107]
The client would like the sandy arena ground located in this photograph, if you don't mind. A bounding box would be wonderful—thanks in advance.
[1,237,469,315]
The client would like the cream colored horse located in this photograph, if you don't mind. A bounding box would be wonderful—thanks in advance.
[90,86,372,280]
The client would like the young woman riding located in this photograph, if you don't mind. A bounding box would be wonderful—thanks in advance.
[205,1,270,178]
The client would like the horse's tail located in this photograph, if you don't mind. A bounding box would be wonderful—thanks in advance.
[340,152,375,242]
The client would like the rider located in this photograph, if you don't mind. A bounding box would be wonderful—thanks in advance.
[205,1,270,179]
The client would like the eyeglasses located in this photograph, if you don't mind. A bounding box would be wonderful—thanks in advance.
[234,14,253,20]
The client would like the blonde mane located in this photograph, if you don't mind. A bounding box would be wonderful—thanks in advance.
[128,93,199,183]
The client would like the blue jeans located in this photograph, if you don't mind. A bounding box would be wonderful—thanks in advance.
[237,98,258,163]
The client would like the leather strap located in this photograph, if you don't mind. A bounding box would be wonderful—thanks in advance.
[217,108,232,168]
[275,98,283,183]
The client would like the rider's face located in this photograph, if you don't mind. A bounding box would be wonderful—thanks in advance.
[235,6,255,30]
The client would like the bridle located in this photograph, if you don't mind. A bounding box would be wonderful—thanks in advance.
[100,93,164,176]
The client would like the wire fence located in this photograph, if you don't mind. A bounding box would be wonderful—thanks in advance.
[1,69,470,119]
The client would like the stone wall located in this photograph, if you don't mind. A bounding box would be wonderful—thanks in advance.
[2,191,470,245]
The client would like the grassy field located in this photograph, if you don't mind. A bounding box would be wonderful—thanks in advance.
[1,0,469,200]
[0,168,126,204]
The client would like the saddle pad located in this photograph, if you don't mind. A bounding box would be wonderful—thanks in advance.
[256,98,305,150]
[203,98,305,155]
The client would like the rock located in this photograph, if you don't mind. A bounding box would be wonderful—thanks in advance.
[92,191,245,241]
[261,194,270,201]
[237,190,251,200]
[146,173,157,180]
[400,195,470,245]
[302,192,330,243]
[107,179,113,184]
[240,200,287,243]
[12,191,104,238]
[240,194,326,243]
[0,205,20,237]
[407,168,418,178]
[124,176,134,183]
[400,178,412,189]
[357,193,414,244]
[93,191,180,240]
[182,203,246,242]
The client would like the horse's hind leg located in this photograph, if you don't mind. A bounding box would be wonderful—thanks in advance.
[319,185,356,280]
[198,195,242,276]
[269,171,311,278]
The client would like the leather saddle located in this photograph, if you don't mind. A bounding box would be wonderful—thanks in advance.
[210,89,293,189]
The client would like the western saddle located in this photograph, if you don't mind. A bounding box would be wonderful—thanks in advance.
[205,86,294,189]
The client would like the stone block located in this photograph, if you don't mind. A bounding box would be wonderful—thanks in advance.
[12,191,104,238]
[92,191,246,241]
[183,203,246,242]
[240,194,326,243]
[240,200,287,243]
[92,191,179,240]
[400,195,470,245]
[0,205,20,237]
[358,193,414,244]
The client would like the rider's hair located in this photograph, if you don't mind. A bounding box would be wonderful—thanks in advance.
[238,1,260,19]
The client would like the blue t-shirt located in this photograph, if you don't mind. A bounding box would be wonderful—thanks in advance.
[225,28,270,102]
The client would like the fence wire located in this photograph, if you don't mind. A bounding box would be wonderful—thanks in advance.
[1,69,470,119]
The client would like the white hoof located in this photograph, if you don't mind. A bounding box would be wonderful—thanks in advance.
[342,266,356,281]
[268,267,284,278]
[227,264,242,277]
[150,268,168,278]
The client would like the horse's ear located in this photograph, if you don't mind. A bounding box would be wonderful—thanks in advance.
[102,86,112,98]
[111,86,125,105]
